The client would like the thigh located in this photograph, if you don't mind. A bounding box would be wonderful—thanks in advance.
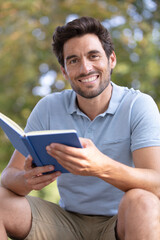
[99,215,118,240]
[24,196,83,240]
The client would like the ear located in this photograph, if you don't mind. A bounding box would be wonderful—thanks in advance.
[109,51,116,70]
[60,66,69,80]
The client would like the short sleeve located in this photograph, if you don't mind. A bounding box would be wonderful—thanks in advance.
[131,93,160,152]
[24,97,50,133]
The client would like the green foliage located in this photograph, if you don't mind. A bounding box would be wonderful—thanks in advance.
[30,180,60,203]
[0,0,160,200]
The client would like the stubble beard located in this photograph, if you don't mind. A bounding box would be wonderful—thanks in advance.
[71,73,111,99]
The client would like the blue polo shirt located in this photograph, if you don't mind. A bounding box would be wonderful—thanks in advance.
[25,82,160,215]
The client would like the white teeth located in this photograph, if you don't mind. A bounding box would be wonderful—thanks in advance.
[81,76,97,83]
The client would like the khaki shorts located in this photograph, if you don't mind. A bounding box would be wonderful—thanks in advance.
[24,195,118,240]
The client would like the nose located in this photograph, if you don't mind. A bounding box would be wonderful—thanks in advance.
[79,58,92,74]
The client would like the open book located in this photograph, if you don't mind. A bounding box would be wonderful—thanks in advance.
[0,113,82,173]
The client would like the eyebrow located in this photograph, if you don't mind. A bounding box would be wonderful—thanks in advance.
[88,50,101,54]
[65,50,101,62]
[65,55,77,62]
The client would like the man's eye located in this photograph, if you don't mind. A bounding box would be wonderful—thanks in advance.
[90,54,99,59]
[70,58,78,64]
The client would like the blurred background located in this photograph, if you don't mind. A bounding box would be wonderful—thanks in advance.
[0,0,160,203]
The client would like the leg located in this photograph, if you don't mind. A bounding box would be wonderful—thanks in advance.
[117,189,160,240]
[23,196,84,240]
[0,186,32,240]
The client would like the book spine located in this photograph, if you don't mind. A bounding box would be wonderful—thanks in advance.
[21,136,43,167]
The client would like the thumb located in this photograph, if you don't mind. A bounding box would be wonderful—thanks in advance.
[24,155,33,170]
[79,137,93,148]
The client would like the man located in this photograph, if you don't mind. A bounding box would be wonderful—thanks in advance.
[0,16,160,240]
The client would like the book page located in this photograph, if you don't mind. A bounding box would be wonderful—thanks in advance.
[26,129,77,136]
[0,113,24,136]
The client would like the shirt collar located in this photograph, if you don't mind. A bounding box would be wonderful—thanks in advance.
[67,90,78,114]
[105,82,126,115]
[67,82,126,116]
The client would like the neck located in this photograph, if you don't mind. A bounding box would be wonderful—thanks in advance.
[76,83,113,120]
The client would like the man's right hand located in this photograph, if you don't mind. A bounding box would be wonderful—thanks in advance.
[23,155,61,192]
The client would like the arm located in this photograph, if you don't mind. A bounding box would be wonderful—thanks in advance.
[100,145,160,196]
[0,150,61,196]
[46,139,160,198]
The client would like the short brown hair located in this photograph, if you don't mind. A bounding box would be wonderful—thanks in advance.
[52,16,114,67]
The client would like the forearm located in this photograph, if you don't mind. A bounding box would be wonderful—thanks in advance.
[98,157,160,198]
[0,167,31,196]
[45,140,160,197]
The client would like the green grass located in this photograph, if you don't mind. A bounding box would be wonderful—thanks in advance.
[29,180,60,203]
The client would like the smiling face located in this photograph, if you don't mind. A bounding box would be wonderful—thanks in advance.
[61,33,116,99]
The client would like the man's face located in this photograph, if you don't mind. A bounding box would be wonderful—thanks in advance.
[61,33,116,99]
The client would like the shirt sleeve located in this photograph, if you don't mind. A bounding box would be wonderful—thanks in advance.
[24,97,50,133]
[130,93,160,152]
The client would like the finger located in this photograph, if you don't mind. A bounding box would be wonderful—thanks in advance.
[47,144,88,169]
[32,177,58,191]
[48,148,88,174]
[24,165,55,179]
[46,143,84,158]
[26,171,61,186]
[79,138,93,148]
[24,155,33,170]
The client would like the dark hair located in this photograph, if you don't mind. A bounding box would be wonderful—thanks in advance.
[52,16,114,67]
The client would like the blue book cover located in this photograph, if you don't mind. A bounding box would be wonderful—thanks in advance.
[0,112,82,173]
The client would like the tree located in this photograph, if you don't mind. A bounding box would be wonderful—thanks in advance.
[0,0,160,198]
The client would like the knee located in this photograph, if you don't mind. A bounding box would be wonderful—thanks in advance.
[119,189,160,215]
[117,189,160,239]
[0,185,11,195]
[0,186,15,205]
[0,186,8,198]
